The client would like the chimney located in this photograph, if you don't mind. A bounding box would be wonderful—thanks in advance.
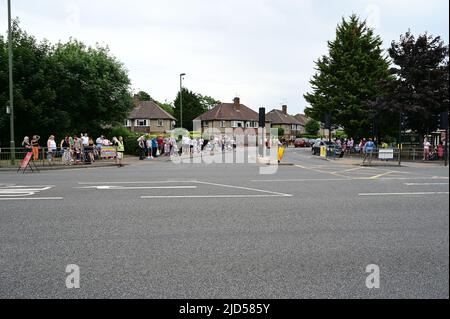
[133,94,140,107]
[282,105,288,115]
[233,97,240,110]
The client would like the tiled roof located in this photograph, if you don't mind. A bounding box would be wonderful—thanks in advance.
[128,101,176,120]
[294,114,309,126]
[195,103,261,121]
[266,110,302,125]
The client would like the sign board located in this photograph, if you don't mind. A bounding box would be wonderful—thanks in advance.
[320,146,327,158]
[17,152,38,173]
[100,146,117,159]
[20,152,33,169]
[379,149,394,160]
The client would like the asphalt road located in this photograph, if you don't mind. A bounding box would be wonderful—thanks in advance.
[0,148,448,299]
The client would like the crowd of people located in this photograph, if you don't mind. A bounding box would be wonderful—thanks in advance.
[331,136,445,162]
[20,134,125,167]
[136,134,239,160]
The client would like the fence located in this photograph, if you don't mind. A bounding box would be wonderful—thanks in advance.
[340,146,449,163]
[0,146,117,168]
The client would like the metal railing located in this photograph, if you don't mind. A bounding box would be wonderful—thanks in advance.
[339,146,449,163]
[0,146,117,168]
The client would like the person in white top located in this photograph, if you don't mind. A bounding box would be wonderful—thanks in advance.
[47,135,57,163]
[423,138,431,160]
[81,133,89,147]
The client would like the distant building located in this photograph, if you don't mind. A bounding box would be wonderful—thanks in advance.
[194,97,271,137]
[126,99,176,135]
[266,105,303,141]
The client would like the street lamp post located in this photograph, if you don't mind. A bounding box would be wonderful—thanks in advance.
[179,73,186,128]
[8,0,15,165]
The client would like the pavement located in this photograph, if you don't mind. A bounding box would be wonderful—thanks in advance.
[0,148,448,299]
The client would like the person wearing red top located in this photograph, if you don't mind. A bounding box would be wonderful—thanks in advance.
[157,136,164,154]
[438,142,444,160]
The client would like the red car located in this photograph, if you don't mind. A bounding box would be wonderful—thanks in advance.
[294,138,310,148]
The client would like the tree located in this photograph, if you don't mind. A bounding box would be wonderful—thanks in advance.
[135,91,153,101]
[304,119,321,136]
[374,32,449,137]
[304,15,391,139]
[0,21,133,145]
[173,88,208,131]
[277,127,285,138]
[199,94,221,110]
[156,101,175,116]
[134,90,175,116]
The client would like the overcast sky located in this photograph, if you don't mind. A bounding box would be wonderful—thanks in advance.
[1,0,449,114]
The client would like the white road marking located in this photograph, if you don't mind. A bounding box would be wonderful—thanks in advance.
[141,194,291,199]
[194,181,292,197]
[76,186,197,190]
[369,171,395,179]
[359,192,449,196]
[405,183,449,186]
[76,180,293,198]
[0,186,54,197]
[251,178,350,182]
[0,197,63,201]
[78,181,197,185]
[252,177,450,182]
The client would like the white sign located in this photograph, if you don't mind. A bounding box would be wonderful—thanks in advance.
[379,149,394,160]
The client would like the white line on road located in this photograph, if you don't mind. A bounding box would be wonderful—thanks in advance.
[404,183,449,186]
[0,197,63,201]
[252,177,450,182]
[78,181,197,185]
[75,186,197,190]
[359,192,449,197]
[141,194,291,199]
[194,181,292,197]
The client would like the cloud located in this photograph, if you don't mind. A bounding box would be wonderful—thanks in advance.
[1,0,448,115]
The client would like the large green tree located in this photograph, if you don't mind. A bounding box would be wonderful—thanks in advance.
[374,32,449,137]
[173,89,208,131]
[134,90,175,116]
[0,21,133,146]
[304,15,391,139]
[304,119,321,136]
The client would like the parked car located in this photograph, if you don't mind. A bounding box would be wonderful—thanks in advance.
[294,138,310,148]
[312,140,342,156]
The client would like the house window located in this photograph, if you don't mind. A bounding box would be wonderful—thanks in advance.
[136,119,149,127]
[253,122,259,128]
[203,121,209,128]
[221,121,226,128]
[157,119,164,127]
[125,120,132,127]
[297,125,302,131]
[292,124,297,130]
[232,121,244,128]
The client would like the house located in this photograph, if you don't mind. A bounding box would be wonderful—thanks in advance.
[294,114,309,132]
[194,97,271,137]
[266,105,303,141]
[125,100,176,135]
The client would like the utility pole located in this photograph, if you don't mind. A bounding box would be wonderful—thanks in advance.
[179,73,186,128]
[8,0,16,165]
[398,111,402,166]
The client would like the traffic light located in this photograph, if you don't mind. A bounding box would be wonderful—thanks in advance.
[440,111,449,130]
[400,112,407,130]
[259,108,266,128]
